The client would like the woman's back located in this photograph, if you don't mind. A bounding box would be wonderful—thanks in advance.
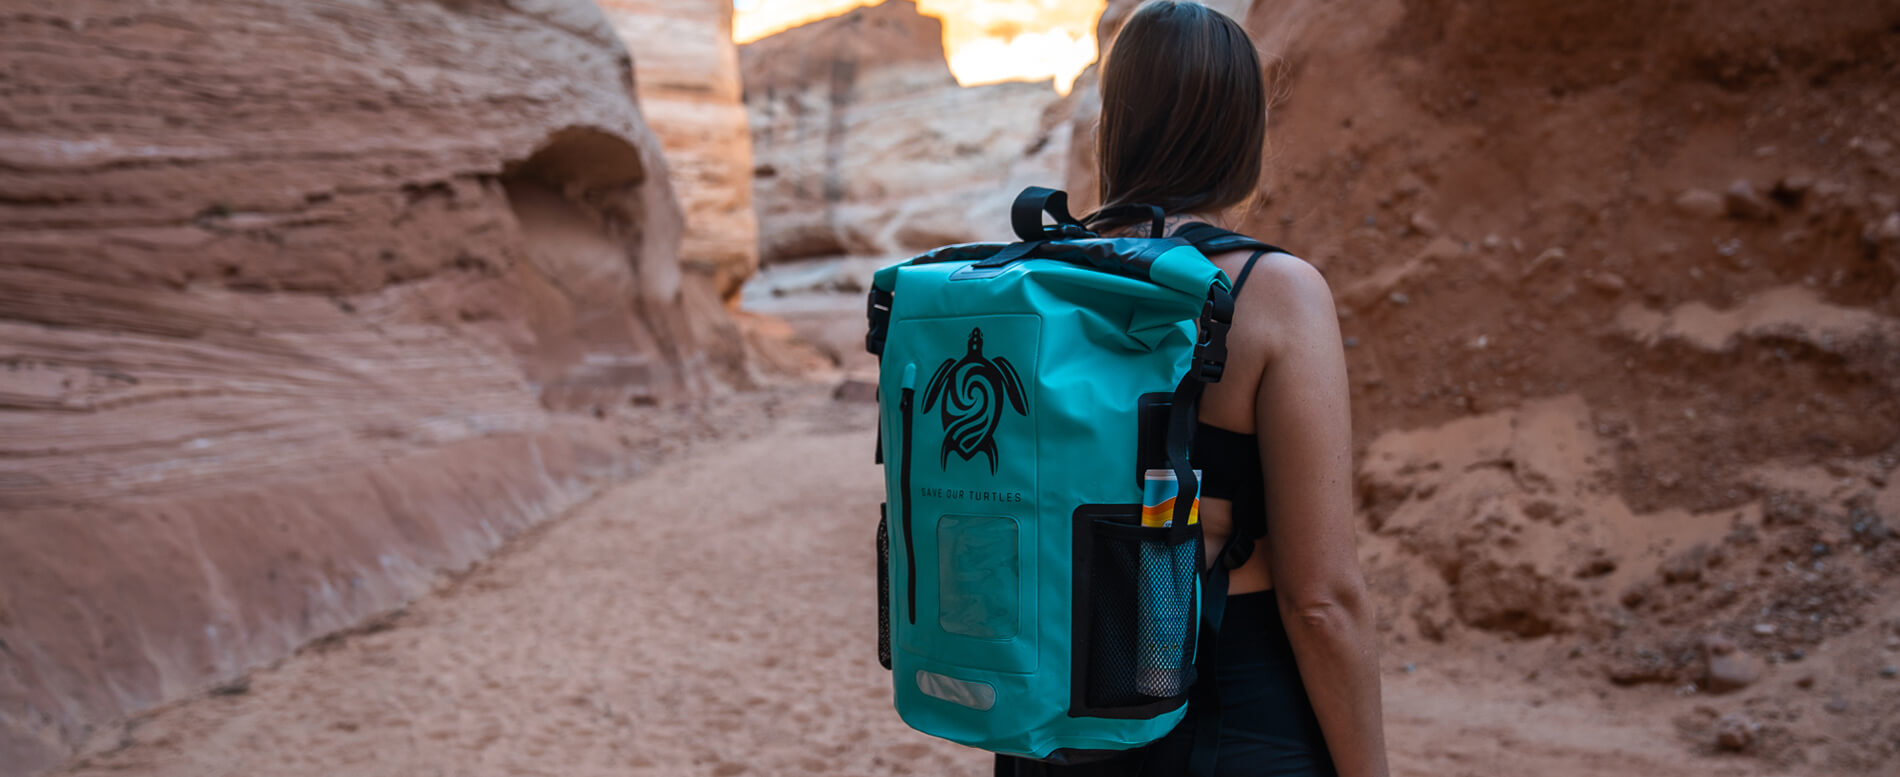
[1000,2,1390,775]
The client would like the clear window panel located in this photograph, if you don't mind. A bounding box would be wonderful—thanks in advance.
[937,514,1019,640]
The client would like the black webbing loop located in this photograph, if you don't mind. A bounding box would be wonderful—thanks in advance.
[983,187,1101,270]
[865,286,893,356]
[972,240,1043,269]
[1009,186,1086,241]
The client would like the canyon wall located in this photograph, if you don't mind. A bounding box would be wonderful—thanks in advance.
[742,0,1072,264]
[599,0,761,298]
[1066,0,1900,760]
[0,0,741,771]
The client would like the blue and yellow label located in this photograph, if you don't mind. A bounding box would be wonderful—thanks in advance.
[1140,470,1200,528]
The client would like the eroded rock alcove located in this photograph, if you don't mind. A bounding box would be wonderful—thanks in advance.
[0,1,740,770]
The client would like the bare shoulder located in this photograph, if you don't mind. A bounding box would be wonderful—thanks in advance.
[1216,248,1337,357]
[1215,250,1336,322]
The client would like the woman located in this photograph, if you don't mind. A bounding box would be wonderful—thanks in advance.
[998,3,1389,776]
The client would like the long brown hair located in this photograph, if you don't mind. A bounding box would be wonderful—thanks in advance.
[1092,1,1266,228]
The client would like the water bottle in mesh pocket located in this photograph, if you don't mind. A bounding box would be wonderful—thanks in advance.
[1080,518,1199,710]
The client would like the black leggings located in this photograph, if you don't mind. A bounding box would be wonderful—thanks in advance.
[995,591,1336,777]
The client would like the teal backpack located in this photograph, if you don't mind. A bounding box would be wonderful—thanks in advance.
[868,187,1280,766]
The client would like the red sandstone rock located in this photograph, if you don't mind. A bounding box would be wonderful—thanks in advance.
[0,0,741,769]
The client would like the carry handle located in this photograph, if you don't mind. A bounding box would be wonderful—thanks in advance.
[1010,186,1091,241]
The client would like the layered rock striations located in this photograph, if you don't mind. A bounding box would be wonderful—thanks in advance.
[742,0,1072,264]
[0,0,740,770]
[600,0,762,298]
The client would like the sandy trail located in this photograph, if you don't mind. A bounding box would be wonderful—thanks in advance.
[56,390,1774,777]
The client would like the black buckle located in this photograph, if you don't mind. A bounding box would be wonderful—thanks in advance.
[865,287,892,356]
[1191,290,1233,383]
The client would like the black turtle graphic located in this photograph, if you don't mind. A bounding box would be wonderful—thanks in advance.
[922,327,1027,474]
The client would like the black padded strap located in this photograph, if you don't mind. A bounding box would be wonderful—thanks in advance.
[1174,221,1285,258]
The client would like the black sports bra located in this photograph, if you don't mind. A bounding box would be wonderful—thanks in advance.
[1189,242,1276,569]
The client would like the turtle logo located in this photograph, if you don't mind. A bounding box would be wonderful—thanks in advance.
[922,327,1027,474]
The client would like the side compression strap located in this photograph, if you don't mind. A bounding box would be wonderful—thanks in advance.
[1163,282,1235,542]
[1186,540,1234,777]
[1163,374,1206,543]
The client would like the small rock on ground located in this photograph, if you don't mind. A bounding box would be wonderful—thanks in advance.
[1724,179,1775,220]
[1673,188,1725,219]
[1715,712,1759,751]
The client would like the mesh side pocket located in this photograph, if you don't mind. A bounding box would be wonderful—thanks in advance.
[877,505,892,670]
[1081,519,1199,711]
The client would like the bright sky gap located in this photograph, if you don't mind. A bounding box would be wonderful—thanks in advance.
[731,0,1106,95]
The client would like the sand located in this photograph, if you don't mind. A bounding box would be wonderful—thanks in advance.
[47,387,1800,777]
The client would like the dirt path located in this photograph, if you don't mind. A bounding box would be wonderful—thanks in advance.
[55,390,1777,777]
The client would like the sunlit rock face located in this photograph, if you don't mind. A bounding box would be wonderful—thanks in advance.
[742,0,1072,264]
[0,0,741,771]
[600,0,761,298]
[736,0,1107,94]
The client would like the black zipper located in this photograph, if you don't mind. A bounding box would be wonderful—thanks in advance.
[899,385,917,624]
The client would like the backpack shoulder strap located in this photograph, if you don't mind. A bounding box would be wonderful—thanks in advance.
[1170,221,1293,777]
[1172,222,1288,298]
[1173,222,1283,254]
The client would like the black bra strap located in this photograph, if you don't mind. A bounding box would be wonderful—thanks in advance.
[1231,249,1270,298]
